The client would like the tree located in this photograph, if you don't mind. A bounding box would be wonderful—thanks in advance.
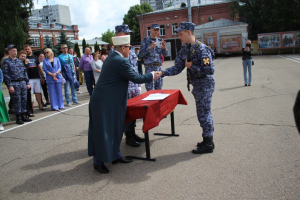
[101,29,116,44]
[82,38,87,55]
[94,41,100,52]
[0,0,34,56]
[43,35,54,49]
[123,3,153,43]
[53,29,73,56]
[229,0,300,40]
[74,42,81,58]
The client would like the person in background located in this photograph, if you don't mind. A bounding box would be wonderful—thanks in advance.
[43,48,65,111]
[79,47,94,96]
[100,48,108,63]
[18,51,34,117]
[38,53,50,106]
[242,40,253,86]
[91,53,102,83]
[0,68,10,130]
[2,48,13,114]
[161,54,164,66]
[135,48,144,75]
[69,48,83,94]
[58,44,80,106]
[23,44,46,111]
[3,44,32,124]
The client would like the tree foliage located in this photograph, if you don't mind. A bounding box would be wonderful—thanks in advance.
[229,0,300,40]
[53,30,73,56]
[94,41,100,52]
[0,0,33,56]
[74,42,81,58]
[123,3,153,43]
[43,35,53,49]
[82,38,87,54]
[101,29,116,44]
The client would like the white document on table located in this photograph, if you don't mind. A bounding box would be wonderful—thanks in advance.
[142,93,170,101]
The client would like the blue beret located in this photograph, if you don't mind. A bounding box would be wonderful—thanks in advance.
[115,25,132,34]
[174,22,195,33]
[151,23,160,29]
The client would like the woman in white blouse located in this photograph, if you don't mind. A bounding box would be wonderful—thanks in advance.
[91,53,103,83]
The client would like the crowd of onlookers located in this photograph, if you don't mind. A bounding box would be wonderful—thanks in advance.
[0,44,110,130]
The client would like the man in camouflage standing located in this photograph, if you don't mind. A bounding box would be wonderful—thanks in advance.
[2,45,32,124]
[111,25,145,147]
[157,22,215,154]
[139,23,168,91]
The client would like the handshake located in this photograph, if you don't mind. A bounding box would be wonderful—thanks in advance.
[152,71,163,81]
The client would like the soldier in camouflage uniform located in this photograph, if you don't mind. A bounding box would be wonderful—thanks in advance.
[112,25,145,147]
[2,45,32,124]
[158,22,216,154]
[139,23,168,91]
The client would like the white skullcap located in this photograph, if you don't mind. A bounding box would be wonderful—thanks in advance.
[112,35,130,46]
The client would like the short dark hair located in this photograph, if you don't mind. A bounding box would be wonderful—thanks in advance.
[4,48,9,55]
[38,52,44,57]
[68,47,73,50]
[61,44,67,47]
[23,44,31,48]
[101,48,107,55]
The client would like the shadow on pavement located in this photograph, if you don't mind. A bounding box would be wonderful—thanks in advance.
[11,150,199,194]
[219,86,245,92]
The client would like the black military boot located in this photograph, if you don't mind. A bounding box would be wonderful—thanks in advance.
[21,113,32,122]
[132,128,145,142]
[125,130,140,147]
[16,114,24,125]
[192,136,214,154]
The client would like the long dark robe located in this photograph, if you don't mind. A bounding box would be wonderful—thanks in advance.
[88,52,153,162]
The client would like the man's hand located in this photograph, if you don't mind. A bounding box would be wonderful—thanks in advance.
[161,41,167,49]
[245,47,250,51]
[150,42,156,50]
[152,71,160,81]
[26,85,30,89]
[76,67,79,71]
[185,59,192,69]
[157,71,163,77]
[25,59,29,65]
[41,78,45,85]
[9,86,15,93]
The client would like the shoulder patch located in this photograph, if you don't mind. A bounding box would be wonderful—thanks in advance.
[203,57,210,66]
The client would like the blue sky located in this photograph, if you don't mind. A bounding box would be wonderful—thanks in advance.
[34,0,141,40]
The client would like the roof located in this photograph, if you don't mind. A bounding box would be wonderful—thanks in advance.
[139,0,233,16]
[70,39,108,45]
[195,18,248,29]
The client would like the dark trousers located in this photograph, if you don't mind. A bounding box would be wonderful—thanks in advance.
[138,64,143,75]
[41,82,49,102]
[83,71,95,96]
[26,89,33,115]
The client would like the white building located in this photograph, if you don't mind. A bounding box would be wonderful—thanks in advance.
[70,39,108,55]
[31,4,72,26]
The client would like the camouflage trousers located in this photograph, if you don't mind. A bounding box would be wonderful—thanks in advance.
[11,81,27,115]
[192,83,215,137]
[144,65,163,91]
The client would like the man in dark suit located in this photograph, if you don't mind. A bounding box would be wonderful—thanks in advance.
[88,35,159,174]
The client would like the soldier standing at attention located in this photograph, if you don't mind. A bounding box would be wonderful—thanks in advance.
[139,23,168,91]
[2,45,32,124]
[157,22,215,154]
[111,25,145,147]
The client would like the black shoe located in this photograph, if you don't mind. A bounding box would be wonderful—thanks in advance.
[8,110,13,114]
[248,84,251,86]
[93,164,109,173]
[21,113,32,122]
[112,157,133,164]
[193,137,214,154]
[39,108,46,111]
[132,129,145,142]
[245,84,247,86]
[16,114,24,125]
[126,137,140,147]
[46,102,50,105]
[42,103,47,107]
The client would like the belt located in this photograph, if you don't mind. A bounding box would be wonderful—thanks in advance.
[146,63,161,67]
[11,79,24,82]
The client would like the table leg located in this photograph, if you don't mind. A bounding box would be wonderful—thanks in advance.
[154,111,179,137]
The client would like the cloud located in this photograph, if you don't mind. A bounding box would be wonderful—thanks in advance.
[33,0,140,39]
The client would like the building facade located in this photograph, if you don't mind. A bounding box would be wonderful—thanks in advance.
[28,17,79,51]
[137,1,238,59]
[31,5,72,26]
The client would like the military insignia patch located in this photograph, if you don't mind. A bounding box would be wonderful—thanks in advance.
[203,57,210,66]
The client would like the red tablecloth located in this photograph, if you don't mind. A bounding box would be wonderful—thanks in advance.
[125,89,188,133]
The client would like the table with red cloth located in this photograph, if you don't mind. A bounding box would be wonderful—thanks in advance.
[125,89,187,161]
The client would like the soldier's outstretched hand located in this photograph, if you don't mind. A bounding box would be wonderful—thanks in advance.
[185,59,192,69]
[152,71,160,81]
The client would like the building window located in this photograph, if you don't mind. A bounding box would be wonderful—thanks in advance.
[31,37,40,47]
[147,27,151,36]
[160,25,165,36]
[172,23,178,35]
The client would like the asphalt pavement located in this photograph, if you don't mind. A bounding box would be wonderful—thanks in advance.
[0,54,300,199]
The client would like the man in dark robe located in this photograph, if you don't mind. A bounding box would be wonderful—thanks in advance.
[88,35,159,173]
